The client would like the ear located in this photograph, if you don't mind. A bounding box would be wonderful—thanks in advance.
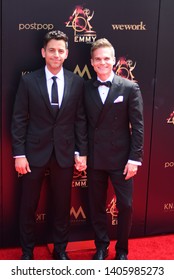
[113,56,116,66]
[65,49,69,59]
[41,48,45,58]
[91,58,94,67]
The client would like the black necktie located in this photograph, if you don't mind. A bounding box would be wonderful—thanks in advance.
[51,76,58,104]
[51,76,59,115]
[93,80,112,88]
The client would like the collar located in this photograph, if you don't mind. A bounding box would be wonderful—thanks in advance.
[45,66,64,81]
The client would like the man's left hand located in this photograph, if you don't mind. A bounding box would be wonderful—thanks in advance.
[123,162,138,180]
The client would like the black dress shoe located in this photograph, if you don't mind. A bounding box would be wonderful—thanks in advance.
[115,252,128,260]
[93,249,108,260]
[53,251,70,260]
[21,254,33,260]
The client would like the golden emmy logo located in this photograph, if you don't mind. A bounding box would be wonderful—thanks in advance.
[73,168,87,179]
[65,5,96,43]
[72,168,87,188]
[106,196,119,225]
[166,111,174,125]
[114,57,137,81]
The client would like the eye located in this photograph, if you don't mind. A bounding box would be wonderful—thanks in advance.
[48,48,55,53]
[94,58,101,62]
[59,49,64,54]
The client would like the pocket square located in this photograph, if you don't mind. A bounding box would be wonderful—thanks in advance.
[114,96,124,103]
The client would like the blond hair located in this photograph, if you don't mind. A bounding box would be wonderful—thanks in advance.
[90,38,115,58]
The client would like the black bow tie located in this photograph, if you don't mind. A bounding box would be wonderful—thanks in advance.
[93,80,112,88]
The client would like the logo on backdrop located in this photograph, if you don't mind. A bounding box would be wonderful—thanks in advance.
[164,162,174,168]
[166,111,174,125]
[164,202,174,212]
[111,21,147,31]
[65,5,97,43]
[70,206,86,223]
[106,196,118,225]
[114,57,137,81]
[72,168,87,188]
[35,213,46,223]
[73,65,91,79]
[18,23,54,31]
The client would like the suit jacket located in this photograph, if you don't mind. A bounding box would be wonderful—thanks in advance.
[84,74,144,170]
[11,67,88,168]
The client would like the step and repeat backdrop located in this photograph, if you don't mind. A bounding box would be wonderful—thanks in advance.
[0,0,173,247]
[145,0,174,235]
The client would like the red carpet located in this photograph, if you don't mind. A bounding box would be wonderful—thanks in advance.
[0,234,174,260]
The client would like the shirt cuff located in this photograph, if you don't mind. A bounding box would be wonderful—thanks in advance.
[128,159,142,166]
[13,155,26,158]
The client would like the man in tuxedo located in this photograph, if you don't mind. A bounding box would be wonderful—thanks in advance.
[84,38,144,260]
[11,30,87,260]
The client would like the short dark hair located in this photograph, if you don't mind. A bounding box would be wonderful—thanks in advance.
[43,30,68,49]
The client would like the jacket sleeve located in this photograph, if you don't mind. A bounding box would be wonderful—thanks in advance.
[128,82,144,163]
[11,76,29,156]
[74,80,88,156]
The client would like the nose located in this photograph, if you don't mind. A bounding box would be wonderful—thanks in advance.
[54,50,60,57]
[100,59,107,64]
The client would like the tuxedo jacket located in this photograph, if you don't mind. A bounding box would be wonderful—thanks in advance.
[84,74,144,170]
[11,67,88,168]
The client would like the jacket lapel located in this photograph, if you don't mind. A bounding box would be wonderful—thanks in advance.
[59,70,73,113]
[36,68,73,119]
[90,86,103,110]
[96,75,122,125]
[36,69,56,117]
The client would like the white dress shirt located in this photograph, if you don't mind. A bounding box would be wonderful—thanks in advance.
[97,72,114,104]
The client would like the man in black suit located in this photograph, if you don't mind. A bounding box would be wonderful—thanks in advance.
[11,30,87,260]
[84,38,144,260]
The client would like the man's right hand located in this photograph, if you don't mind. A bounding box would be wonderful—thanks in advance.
[15,157,31,174]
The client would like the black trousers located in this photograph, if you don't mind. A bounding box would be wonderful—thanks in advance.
[19,152,74,255]
[87,168,133,254]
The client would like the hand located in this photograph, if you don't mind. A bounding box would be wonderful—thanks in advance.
[74,155,87,171]
[15,157,31,174]
[123,162,138,180]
